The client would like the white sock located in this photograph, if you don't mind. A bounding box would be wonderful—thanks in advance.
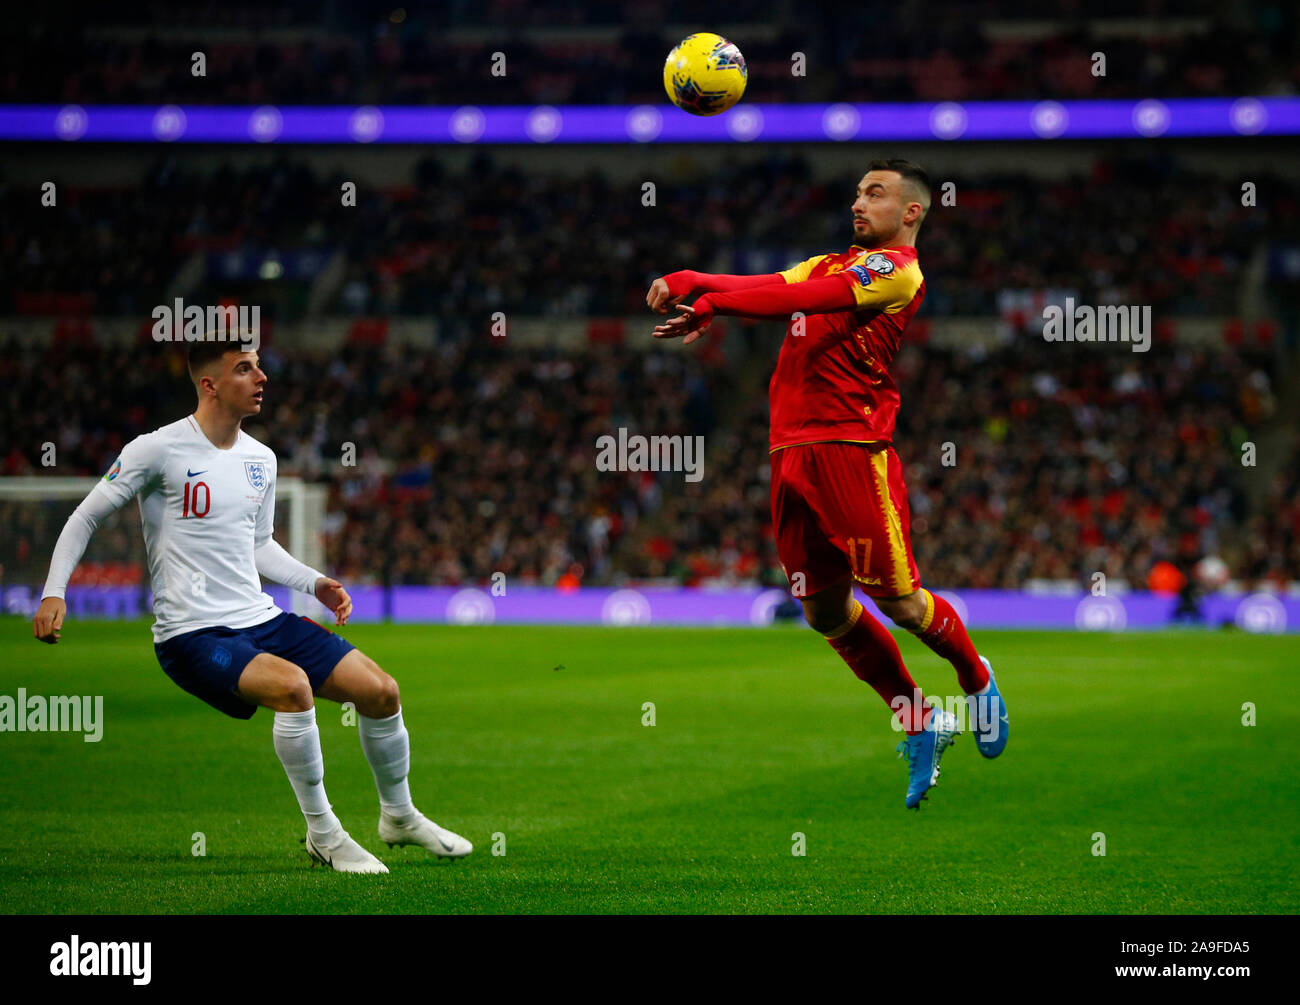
[359,710,417,820]
[272,708,341,843]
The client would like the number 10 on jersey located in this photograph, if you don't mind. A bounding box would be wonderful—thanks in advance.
[182,481,211,518]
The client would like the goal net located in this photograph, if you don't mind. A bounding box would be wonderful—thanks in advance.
[0,476,327,619]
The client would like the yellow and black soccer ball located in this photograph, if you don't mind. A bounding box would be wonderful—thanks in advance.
[663,33,747,116]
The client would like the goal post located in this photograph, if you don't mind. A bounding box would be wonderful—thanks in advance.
[0,475,328,617]
[281,478,328,614]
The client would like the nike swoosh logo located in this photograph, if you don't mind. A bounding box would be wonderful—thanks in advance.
[303,834,333,866]
[187,468,207,477]
[437,835,455,853]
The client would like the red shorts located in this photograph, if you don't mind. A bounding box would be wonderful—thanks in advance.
[770,441,921,599]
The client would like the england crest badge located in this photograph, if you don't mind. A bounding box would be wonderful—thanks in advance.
[244,460,268,492]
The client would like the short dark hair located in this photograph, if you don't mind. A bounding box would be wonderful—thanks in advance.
[186,340,240,382]
[866,158,932,206]
[865,158,932,233]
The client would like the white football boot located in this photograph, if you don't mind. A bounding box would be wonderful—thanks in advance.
[302,829,390,874]
[378,811,473,859]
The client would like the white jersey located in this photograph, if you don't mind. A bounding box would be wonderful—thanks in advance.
[42,415,323,642]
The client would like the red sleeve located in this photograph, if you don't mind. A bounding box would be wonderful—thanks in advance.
[694,274,857,324]
[664,270,786,298]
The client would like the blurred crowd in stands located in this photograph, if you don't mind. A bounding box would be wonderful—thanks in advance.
[6,1,1297,105]
[0,340,722,589]
[1246,435,1300,585]
[3,154,1293,325]
[671,337,1287,592]
[2,83,1296,592]
[0,334,1291,592]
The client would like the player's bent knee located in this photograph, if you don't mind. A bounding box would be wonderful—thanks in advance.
[269,667,313,712]
[801,599,850,636]
[373,671,400,717]
[802,607,842,635]
[282,674,314,712]
[346,652,400,717]
[802,582,856,635]
[242,656,314,712]
[877,594,925,631]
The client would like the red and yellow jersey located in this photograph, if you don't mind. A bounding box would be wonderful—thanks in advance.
[768,244,924,452]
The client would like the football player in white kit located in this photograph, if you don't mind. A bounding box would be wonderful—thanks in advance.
[32,339,471,874]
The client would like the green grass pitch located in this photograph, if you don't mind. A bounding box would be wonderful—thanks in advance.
[1,618,1295,914]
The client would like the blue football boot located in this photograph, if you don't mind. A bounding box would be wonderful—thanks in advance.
[967,656,1009,758]
[897,708,960,808]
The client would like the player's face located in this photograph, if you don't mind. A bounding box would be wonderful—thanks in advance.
[852,171,906,247]
[213,351,266,417]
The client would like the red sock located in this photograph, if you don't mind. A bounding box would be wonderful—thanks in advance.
[825,602,930,734]
[911,590,988,694]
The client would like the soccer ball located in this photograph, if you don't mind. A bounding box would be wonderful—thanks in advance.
[663,33,747,116]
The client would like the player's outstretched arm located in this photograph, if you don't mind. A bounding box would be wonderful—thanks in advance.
[646,270,786,314]
[34,436,162,644]
[653,274,858,343]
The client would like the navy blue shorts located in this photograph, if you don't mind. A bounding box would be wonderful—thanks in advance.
[154,612,355,719]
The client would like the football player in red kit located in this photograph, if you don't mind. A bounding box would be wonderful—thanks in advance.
[647,159,1008,808]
